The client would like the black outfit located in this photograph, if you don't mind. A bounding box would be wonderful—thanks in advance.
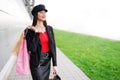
[26,26,57,80]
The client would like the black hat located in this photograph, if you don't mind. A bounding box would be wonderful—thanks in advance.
[31,4,47,16]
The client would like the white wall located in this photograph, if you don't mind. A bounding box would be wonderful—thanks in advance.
[35,0,120,40]
[0,0,31,27]
[0,0,31,74]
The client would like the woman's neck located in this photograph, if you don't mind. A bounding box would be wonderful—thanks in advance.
[35,20,44,28]
[35,20,46,32]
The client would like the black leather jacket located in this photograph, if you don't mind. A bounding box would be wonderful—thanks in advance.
[26,26,57,68]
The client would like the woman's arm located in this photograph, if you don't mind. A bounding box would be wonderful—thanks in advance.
[49,26,58,74]
[51,27,57,66]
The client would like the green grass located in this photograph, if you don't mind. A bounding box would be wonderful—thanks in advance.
[54,29,120,80]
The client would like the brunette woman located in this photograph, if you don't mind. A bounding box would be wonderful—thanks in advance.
[26,4,57,80]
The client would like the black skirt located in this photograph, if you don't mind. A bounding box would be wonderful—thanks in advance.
[30,52,51,80]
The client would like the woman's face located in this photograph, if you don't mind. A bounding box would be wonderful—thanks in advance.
[37,10,46,21]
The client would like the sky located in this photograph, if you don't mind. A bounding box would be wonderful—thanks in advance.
[34,0,120,40]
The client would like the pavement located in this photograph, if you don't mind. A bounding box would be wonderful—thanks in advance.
[7,48,90,80]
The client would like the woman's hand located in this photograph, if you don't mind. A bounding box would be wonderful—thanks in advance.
[27,26,38,32]
[53,66,58,74]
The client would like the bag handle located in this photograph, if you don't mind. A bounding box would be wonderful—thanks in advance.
[24,28,28,38]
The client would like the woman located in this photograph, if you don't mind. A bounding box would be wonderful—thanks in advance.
[25,4,57,80]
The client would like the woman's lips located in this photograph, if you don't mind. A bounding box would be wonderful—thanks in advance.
[42,16,46,18]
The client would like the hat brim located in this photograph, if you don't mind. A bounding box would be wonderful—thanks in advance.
[31,9,48,16]
[44,9,48,12]
[38,9,48,12]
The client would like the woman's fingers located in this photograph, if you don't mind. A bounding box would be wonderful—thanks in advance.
[53,66,58,74]
[27,26,31,29]
[26,26,38,32]
[27,26,36,32]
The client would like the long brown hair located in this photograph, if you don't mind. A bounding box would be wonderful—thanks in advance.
[32,13,47,27]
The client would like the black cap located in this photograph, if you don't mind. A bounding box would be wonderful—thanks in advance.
[31,4,48,16]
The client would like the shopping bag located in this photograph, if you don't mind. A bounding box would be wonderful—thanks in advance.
[11,32,24,56]
[54,74,61,80]
[16,38,30,75]
[49,74,61,80]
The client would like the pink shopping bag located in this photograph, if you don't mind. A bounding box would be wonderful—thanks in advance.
[16,38,30,75]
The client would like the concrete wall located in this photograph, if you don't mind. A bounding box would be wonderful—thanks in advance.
[0,0,31,72]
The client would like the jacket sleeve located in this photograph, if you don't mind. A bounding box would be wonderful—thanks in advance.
[50,27,57,66]
[26,29,39,53]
